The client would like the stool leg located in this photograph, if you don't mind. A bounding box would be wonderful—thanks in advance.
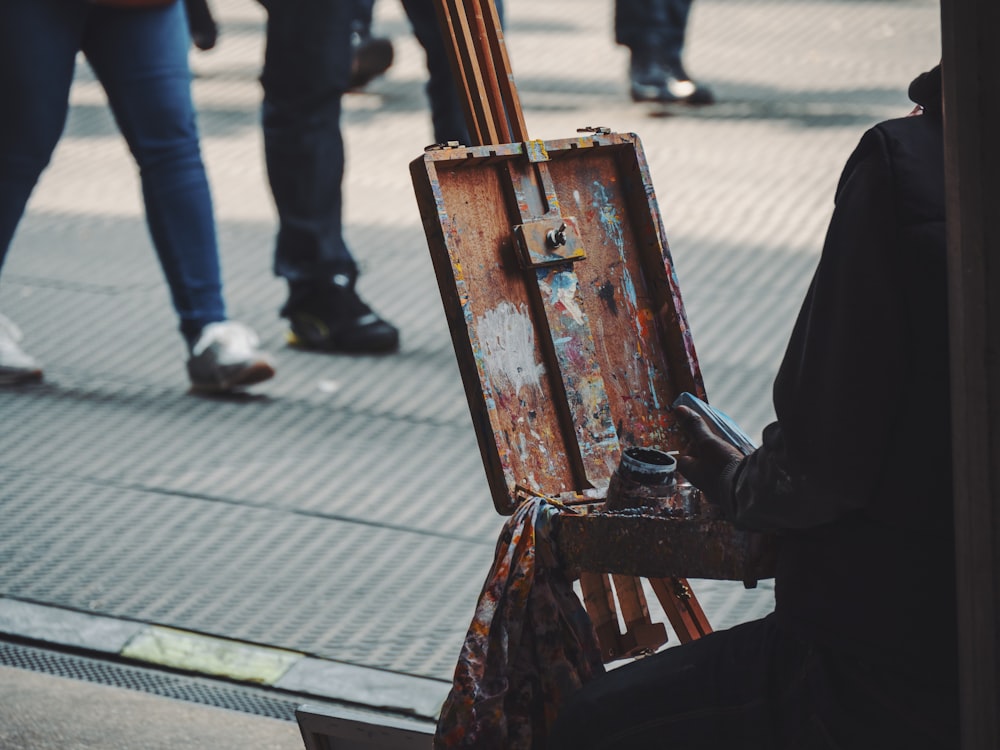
[611,575,668,657]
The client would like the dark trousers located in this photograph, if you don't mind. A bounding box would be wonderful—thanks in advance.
[352,0,505,144]
[615,0,692,69]
[401,0,505,144]
[547,614,956,750]
[257,0,356,283]
[399,0,467,144]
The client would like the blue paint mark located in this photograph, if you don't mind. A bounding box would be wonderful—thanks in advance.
[593,181,625,261]
[550,270,576,298]
[622,268,638,309]
[647,364,661,409]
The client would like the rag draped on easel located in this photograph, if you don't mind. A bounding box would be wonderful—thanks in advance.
[434,497,606,750]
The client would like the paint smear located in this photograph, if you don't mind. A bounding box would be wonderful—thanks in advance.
[476,302,546,396]
[538,270,586,326]
[593,182,625,261]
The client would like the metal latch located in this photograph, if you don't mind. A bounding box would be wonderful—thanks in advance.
[513,216,586,268]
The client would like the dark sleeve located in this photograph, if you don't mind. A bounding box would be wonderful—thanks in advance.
[720,126,907,531]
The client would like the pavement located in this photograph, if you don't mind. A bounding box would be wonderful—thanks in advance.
[0,0,941,747]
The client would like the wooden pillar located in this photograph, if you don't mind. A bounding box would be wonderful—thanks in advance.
[940,1,1000,747]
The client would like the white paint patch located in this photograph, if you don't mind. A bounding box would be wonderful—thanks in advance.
[477,302,546,396]
[530,431,548,454]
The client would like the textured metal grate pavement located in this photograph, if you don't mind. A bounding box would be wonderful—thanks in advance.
[0,639,301,722]
[0,468,493,680]
[0,0,938,691]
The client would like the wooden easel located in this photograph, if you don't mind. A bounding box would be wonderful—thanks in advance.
[411,0,765,661]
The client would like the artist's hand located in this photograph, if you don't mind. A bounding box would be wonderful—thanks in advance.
[674,406,744,497]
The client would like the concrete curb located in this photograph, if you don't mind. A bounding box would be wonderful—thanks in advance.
[0,597,448,720]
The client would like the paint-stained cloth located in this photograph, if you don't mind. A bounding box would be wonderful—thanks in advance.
[434,497,605,750]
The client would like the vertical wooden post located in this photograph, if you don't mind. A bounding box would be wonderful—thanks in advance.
[940,1,1000,746]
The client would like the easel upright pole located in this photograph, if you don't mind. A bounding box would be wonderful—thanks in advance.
[433,0,526,146]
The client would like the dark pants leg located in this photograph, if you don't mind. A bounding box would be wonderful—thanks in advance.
[183,0,218,51]
[548,616,783,750]
[549,614,957,750]
[256,0,357,284]
[615,0,692,69]
[352,0,376,30]
[399,0,466,144]
[399,0,504,145]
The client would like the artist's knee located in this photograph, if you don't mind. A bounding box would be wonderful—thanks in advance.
[547,688,604,750]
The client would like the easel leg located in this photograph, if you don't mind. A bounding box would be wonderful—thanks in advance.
[649,577,712,643]
[580,572,674,661]
[579,572,623,662]
[611,574,668,656]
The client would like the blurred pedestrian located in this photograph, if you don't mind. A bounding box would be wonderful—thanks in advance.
[254,0,401,353]
[184,0,218,51]
[616,0,714,104]
[0,0,275,393]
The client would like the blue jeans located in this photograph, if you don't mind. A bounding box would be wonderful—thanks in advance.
[0,0,225,344]
[257,0,357,285]
[615,0,692,70]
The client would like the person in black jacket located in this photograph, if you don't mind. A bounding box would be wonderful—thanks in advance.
[547,64,956,749]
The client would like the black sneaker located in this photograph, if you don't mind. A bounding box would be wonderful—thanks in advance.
[281,280,400,354]
[630,52,678,103]
[348,31,394,90]
[629,52,715,105]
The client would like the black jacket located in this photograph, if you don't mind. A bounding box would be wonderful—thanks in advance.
[721,68,956,684]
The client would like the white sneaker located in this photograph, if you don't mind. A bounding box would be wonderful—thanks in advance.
[0,313,43,385]
[186,321,275,393]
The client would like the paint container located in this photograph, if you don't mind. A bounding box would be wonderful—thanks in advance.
[605,447,687,515]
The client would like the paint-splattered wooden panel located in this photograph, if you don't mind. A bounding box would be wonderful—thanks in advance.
[412,145,579,512]
[411,133,705,514]
[545,139,703,452]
